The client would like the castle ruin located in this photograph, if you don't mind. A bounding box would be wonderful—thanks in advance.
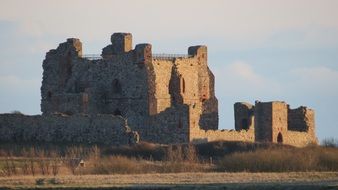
[0,33,318,147]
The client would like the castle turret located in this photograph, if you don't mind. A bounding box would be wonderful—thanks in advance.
[188,45,207,65]
[102,33,133,58]
[234,102,255,131]
[135,43,152,64]
[41,38,83,114]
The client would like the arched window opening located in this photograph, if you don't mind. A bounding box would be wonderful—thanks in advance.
[112,79,122,94]
[180,77,185,94]
[114,109,122,116]
[241,118,249,130]
[277,132,283,144]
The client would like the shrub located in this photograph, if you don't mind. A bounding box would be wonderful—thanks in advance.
[36,178,45,185]
[89,155,142,174]
[103,142,166,160]
[217,146,338,172]
[10,110,23,115]
[49,178,61,185]
[322,138,338,148]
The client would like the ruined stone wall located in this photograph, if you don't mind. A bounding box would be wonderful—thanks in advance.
[41,38,83,114]
[171,56,203,132]
[190,102,254,144]
[0,113,135,145]
[189,46,218,130]
[250,101,317,146]
[145,105,190,144]
[199,67,218,130]
[283,131,318,147]
[189,128,254,144]
[286,106,317,146]
[41,35,152,134]
[234,102,254,131]
[288,106,315,132]
[150,59,174,113]
[39,33,221,145]
[30,32,319,147]
[101,33,133,55]
[150,46,218,131]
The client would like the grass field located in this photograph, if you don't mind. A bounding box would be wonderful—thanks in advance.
[1,141,338,189]
[0,172,337,189]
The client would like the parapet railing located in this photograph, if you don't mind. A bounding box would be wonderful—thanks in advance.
[152,54,193,60]
[82,53,193,61]
[82,54,102,60]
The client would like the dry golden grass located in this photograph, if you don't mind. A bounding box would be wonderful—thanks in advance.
[1,142,338,177]
[1,143,338,189]
[218,146,338,172]
[0,172,337,188]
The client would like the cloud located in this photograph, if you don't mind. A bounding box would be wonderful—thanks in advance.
[290,66,338,81]
[0,75,40,91]
[287,66,338,97]
[214,60,281,98]
[0,75,41,114]
[1,0,338,51]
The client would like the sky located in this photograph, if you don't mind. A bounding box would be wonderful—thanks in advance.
[0,0,338,141]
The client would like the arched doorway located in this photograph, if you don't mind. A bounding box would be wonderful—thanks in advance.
[277,132,283,143]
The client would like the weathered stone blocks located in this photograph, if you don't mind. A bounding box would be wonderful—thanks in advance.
[0,113,137,145]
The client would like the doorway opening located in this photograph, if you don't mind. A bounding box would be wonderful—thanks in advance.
[277,132,283,143]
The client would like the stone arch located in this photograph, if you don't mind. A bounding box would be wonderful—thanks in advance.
[112,79,122,94]
[277,132,283,143]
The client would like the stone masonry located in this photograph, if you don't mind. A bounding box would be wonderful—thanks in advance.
[0,32,318,147]
[0,113,138,145]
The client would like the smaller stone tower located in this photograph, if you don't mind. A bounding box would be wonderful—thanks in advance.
[254,101,288,143]
[102,33,133,58]
[234,102,254,131]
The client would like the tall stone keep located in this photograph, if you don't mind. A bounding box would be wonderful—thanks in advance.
[40,32,219,144]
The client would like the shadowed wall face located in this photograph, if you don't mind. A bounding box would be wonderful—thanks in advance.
[234,102,254,131]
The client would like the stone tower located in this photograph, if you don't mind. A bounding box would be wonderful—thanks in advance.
[234,101,318,146]
[40,32,218,143]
